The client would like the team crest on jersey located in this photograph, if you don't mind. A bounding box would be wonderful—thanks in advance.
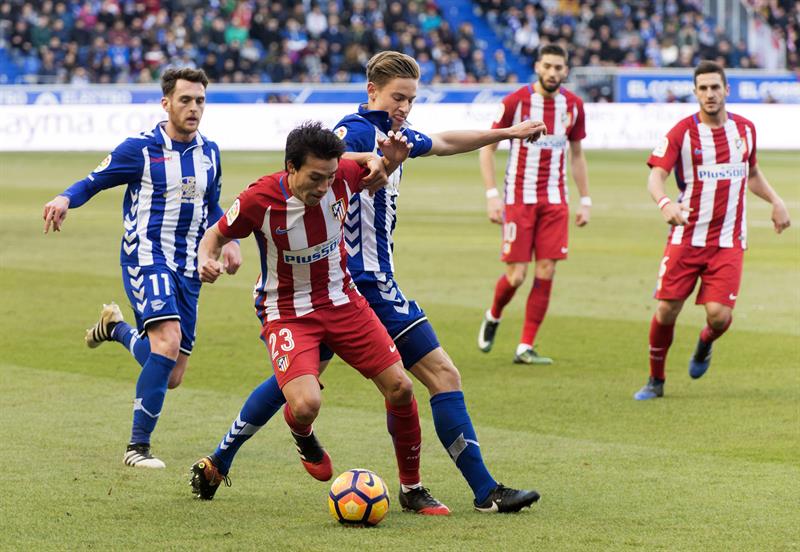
[226,198,240,226]
[334,126,348,140]
[652,137,669,158]
[93,154,112,173]
[180,176,201,201]
[331,197,347,223]
[562,111,572,127]
[275,355,289,373]
[734,136,745,158]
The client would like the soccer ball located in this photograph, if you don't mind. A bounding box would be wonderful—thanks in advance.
[328,469,390,527]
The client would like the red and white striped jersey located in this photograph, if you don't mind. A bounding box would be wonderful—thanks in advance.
[492,85,586,205]
[648,112,757,249]
[218,159,368,322]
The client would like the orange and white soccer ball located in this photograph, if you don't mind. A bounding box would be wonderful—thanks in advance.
[328,469,390,527]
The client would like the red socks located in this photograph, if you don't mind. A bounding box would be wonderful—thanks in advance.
[700,317,732,344]
[649,316,675,380]
[283,404,312,437]
[520,278,552,346]
[490,274,517,319]
[385,398,422,486]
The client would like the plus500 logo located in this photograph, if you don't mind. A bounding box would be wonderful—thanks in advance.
[697,163,746,181]
[283,235,341,265]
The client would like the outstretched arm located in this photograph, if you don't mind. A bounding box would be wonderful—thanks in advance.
[748,164,791,233]
[427,120,547,157]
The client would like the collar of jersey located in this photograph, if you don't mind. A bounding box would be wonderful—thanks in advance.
[357,104,410,134]
[154,121,205,152]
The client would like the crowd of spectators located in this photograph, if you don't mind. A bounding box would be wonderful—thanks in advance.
[0,0,796,86]
[477,0,768,70]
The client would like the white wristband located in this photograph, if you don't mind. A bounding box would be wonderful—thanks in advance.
[580,196,592,207]
[657,197,672,210]
[485,188,499,199]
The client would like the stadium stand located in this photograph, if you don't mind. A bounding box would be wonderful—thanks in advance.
[0,0,796,85]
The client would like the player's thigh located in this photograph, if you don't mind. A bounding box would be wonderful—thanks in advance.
[122,265,183,345]
[408,346,461,396]
[501,203,537,263]
[173,272,202,356]
[323,296,401,380]
[261,316,325,389]
[533,204,569,261]
[654,244,703,302]
[357,276,435,368]
[697,247,743,309]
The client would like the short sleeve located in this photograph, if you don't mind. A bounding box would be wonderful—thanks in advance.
[402,128,433,158]
[647,123,684,173]
[491,93,518,130]
[568,98,587,141]
[334,117,375,153]
[217,183,265,240]
[747,123,757,168]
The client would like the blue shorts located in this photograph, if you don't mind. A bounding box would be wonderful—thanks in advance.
[320,273,440,368]
[121,264,201,355]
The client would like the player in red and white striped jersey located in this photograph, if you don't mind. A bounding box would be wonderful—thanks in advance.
[478,44,592,365]
[191,122,450,514]
[634,61,791,400]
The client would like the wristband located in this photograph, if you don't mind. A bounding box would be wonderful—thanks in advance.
[580,196,592,207]
[657,197,671,210]
[485,188,499,199]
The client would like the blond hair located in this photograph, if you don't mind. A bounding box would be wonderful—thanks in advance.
[366,51,420,86]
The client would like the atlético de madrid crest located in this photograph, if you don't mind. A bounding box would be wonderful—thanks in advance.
[331,197,346,223]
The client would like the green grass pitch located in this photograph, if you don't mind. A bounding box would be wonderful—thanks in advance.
[0,150,797,550]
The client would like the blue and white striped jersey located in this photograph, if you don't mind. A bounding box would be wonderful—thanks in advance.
[61,122,224,280]
[334,105,432,282]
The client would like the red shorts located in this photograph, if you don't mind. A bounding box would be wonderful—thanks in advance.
[261,295,401,389]
[501,203,569,263]
[654,244,743,308]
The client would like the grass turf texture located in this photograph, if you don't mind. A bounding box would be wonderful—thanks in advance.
[0,151,797,550]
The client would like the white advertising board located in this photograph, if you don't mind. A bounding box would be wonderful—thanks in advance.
[0,103,798,151]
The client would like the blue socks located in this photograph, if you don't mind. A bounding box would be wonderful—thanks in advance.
[430,391,497,504]
[214,376,286,474]
[112,322,151,367]
[130,353,175,444]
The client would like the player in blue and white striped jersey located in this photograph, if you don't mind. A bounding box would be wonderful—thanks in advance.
[42,68,241,469]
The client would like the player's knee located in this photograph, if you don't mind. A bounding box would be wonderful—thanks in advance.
[535,260,556,280]
[506,271,526,288]
[656,301,682,324]
[384,373,414,405]
[289,397,321,425]
[707,312,731,331]
[427,361,461,394]
[147,321,182,359]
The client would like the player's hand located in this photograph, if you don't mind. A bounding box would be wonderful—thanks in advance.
[378,130,412,169]
[221,241,242,275]
[42,195,70,233]
[360,156,389,196]
[199,258,224,283]
[486,196,503,224]
[575,205,590,227]
[661,200,691,226]
[771,199,791,234]
[508,120,547,143]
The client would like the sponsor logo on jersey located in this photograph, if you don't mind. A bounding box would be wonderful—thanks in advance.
[180,176,202,201]
[652,137,669,157]
[149,156,171,163]
[334,126,347,140]
[282,234,341,265]
[150,299,166,312]
[93,153,112,173]
[528,135,567,149]
[696,162,747,181]
[225,198,240,226]
[276,354,289,373]
[331,197,346,223]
